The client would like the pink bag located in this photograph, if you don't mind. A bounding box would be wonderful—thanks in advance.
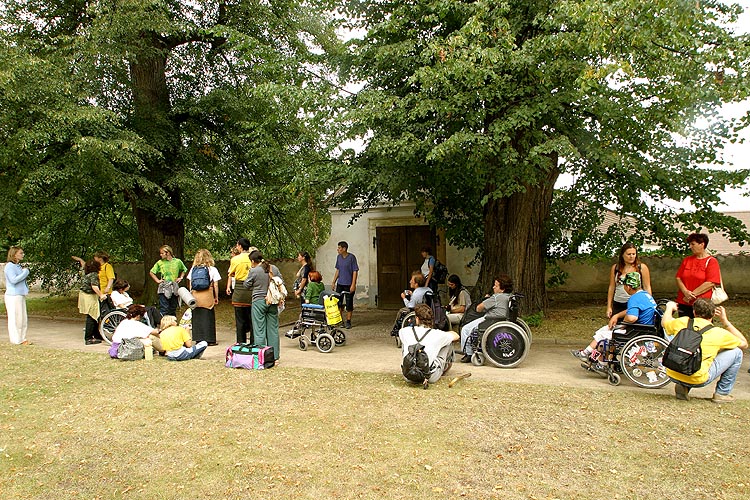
[225,344,275,369]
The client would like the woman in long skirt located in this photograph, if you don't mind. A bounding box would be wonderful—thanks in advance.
[187,249,221,346]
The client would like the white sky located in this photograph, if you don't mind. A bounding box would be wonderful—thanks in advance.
[708,0,750,210]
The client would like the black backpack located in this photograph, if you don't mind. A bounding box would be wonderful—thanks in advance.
[428,293,449,331]
[433,260,448,284]
[402,327,432,385]
[662,318,714,375]
[191,266,211,291]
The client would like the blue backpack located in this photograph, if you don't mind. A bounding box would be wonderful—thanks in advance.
[191,266,211,291]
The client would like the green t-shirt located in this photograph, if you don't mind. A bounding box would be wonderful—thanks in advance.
[150,258,187,282]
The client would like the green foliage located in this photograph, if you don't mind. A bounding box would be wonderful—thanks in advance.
[340,0,750,262]
[1,0,344,288]
[521,311,544,328]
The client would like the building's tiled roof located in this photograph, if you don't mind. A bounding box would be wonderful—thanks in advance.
[706,211,750,255]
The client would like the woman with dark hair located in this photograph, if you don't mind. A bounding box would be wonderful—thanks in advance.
[675,233,721,318]
[420,246,438,293]
[72,250,116,295]
[244,250,283,362]
[78,259,107,344]
[459,275,513,363]
[606,243,652,318]
[111,304,161,354]
[294,251,312,305]
[110,279,134,309]
[446,274,472,326]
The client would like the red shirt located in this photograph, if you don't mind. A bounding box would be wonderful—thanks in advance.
[675,255,721,305]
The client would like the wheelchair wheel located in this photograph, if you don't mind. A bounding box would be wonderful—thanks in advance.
[619,335,670,389]
[481,322,530,369]
[299,338,308,351]
[99,310,126,345]
[401,311,417,329]
[608,372,621,386]
[332,329,346,346]
[470,352,485,366]
[515,318,533,345]
[316,333,335,353]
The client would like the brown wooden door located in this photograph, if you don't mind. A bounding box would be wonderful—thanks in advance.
[376,226,436,309]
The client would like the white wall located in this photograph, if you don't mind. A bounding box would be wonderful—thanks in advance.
[316,204,480,308]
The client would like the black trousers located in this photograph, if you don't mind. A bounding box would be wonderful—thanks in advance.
[234,306,253,344]
[84,315,100,341]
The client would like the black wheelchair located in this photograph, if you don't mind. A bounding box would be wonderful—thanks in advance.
[98,298,161,345]
[577,301,670,388]
[460,293,533,369]
[395,291,451,348]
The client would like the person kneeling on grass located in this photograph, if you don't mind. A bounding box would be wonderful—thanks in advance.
[663,299,747,403]
[570,271,656,363]
[158,315,208,361]
[398,303,459,385]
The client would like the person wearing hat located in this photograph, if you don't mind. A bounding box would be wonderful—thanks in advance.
[571,271,657,361]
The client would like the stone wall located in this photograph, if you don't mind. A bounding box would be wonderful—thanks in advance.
[549,255,748,300]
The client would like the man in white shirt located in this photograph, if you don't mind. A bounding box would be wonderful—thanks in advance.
[398,303,459,385]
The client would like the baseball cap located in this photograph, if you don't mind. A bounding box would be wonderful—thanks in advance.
[623,272,641,289]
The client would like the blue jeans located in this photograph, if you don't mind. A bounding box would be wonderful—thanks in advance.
[672,348,743,395]
[166,341,208,361]
[159,293,178,317]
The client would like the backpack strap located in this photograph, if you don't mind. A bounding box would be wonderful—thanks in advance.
[411,325,431,343]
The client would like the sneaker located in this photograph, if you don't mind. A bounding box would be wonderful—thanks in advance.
[674,383,691,401]
[460,354,472,363]
[85,339,102,345]
[345,321,352,329]
[712,393,735,404]
[570,349,589,361]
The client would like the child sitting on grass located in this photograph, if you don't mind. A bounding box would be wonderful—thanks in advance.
[158,315,207,361]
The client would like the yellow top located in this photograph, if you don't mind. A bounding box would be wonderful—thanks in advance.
[159,325,191,352]
[228,252,252,282]
[663,316,742,385]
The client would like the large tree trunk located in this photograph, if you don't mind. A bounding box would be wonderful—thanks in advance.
[127,39,185,305]
[133,204,185,306]
[478,158,559,315]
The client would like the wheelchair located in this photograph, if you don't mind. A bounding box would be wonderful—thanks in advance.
[395,291,451,348]
[289,294,346,353]
[98,298,160,345]
[98,297,126,345]
[461,293,533,369]
[577,302,670,388]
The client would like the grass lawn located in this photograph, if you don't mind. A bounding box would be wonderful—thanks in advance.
[1,346,749,499]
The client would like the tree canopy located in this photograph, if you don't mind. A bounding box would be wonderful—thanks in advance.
[339,0,750,310]
[1,0,342,294]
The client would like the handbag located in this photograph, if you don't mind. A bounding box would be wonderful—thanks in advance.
[117,337,145,361]
[265,268,287,305]
[708,257,728,305]
[712,280,728,305]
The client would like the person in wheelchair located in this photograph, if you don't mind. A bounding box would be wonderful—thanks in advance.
[571,272,656,362]
[459,275,513,363]
[390,271,432,337]
[110,279,134,309]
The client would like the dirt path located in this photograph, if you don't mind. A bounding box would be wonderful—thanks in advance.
[2,310,749,401]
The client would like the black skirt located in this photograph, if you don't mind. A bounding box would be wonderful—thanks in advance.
[191,307,216,344]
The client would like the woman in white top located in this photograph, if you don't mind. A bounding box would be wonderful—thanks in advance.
[111,305,161,352]
[187,249,222,346]
[110,279,134,309]
[420,246,438,293]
